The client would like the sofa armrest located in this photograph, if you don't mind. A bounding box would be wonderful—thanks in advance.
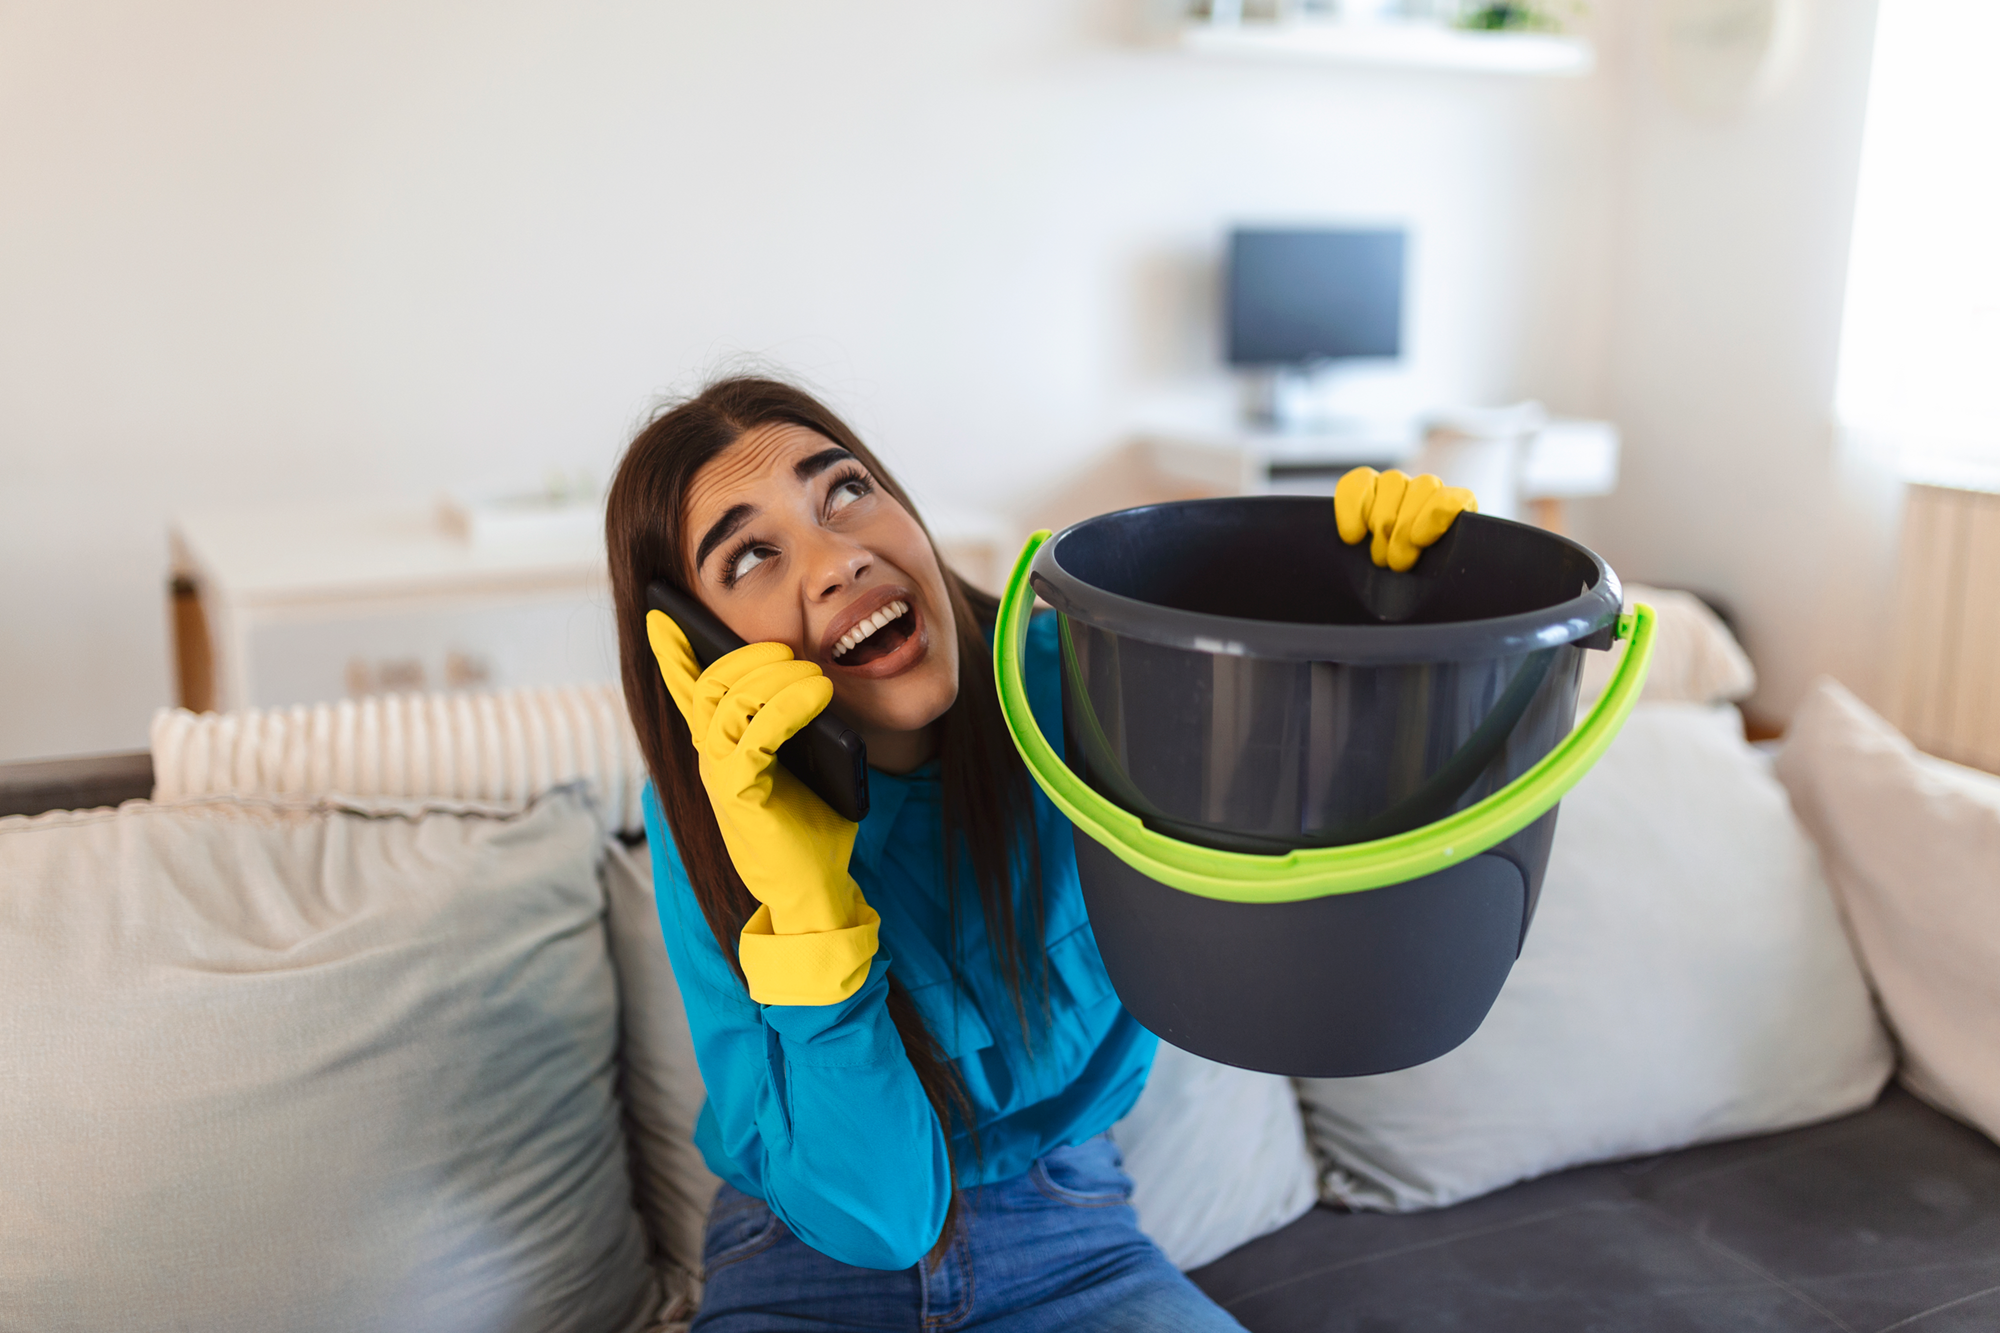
[0,751,154,818]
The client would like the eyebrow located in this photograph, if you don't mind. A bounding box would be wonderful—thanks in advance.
[693,502,755,575]
[691,448,859,577]
[795,447,855,481]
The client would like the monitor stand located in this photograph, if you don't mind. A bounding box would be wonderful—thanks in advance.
[1245,366,1326,433]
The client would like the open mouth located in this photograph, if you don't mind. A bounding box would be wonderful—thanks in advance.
[832,599,915,667]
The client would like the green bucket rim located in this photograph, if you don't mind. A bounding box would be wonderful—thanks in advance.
[993,526,1657,904]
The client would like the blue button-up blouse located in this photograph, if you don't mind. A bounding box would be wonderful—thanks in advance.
[641,612,1158,1271]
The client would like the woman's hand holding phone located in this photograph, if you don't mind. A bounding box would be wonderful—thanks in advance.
[648,610,880,1006]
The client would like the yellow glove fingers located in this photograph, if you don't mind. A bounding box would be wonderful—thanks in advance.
[1393,472,1442,533]
[646,611,702,728]
[733,672,836,764]
[1407,486,1477,548]
[1334,467,1378,545]
[1387,479,1478,572]
[1368,469,1410,568]
[701,640,797,687]
[1334,469,1478,572]
[688,641,797,742]
[700,659,826,757]
[1385,473,1442,572]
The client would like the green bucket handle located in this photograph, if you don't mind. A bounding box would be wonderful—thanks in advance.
[993,528,1657,904]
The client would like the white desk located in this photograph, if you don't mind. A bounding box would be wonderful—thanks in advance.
[171,502,616,713]
[1134,416,1618,528]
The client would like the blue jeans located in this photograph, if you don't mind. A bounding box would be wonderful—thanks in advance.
[691,1137,1247,1332]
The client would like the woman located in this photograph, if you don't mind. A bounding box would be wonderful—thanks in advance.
[605,375,1469,1330]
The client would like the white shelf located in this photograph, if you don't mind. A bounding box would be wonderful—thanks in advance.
[1179,20,1594,77]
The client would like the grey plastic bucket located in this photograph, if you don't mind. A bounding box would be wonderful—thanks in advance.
[1009,498,1632,1077]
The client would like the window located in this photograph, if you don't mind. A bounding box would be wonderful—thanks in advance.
[1836,0,2000,490]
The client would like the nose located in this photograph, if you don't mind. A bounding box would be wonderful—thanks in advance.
[801,526,872,604]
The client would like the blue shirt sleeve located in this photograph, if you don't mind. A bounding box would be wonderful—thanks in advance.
[642,786,951,1271]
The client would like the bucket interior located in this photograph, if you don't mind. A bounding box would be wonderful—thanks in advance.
[1049,497,1606,630]
[1040,500,1617,853]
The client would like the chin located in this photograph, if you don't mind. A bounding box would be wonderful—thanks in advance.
[847,669,958,736]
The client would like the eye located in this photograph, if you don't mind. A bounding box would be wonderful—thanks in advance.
[825,467,873,517]
[722,540,776,587]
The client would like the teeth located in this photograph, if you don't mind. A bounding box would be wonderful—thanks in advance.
[834,601,909,658]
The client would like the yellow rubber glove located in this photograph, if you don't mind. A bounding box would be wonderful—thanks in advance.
[1334,467,1478,572]
[647,609,879,1007]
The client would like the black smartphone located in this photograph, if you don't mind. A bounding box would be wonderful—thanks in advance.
[646,580,870,823]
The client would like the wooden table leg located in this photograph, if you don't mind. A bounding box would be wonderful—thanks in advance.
[1528,497,1566,534]
[170,576,216,714]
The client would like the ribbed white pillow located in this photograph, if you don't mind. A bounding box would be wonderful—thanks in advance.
[0,787,661,1333]
[151,684,648,833]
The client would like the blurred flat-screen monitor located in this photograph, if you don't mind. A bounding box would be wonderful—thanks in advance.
[1226,228,1406,367]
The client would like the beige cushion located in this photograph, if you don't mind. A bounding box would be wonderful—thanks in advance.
[1579,582,1755,706]
[1775,678,2000,1145]
[602,840,721,1310]
[1297,704,1892,1211]
[0,788,660,1333]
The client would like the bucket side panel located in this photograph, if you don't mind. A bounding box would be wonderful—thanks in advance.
[1073,832,1528,1079]
[1489,805,1562,954]
[1062,616,1585,850]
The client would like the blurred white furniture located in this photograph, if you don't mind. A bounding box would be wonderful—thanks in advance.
[1515,417,1622,526]
[170,501,617,714]
[1135,424,1415,500]
[1412,404,1620,528]
[1125,411,1618,530]
[1407,403,1541,521]
[1176,14,1595,76]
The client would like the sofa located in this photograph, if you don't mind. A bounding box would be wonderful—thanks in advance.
[4,594,1997,1333]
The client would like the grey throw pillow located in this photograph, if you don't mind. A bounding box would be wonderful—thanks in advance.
[0,787,659,1333]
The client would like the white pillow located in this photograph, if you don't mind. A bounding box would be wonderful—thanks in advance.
[602,840,722,1313]
[1111,1041,1319,1270]
[1296,703,1892,1211]
[0,788,660,1333]
[1775,678,2000,1145]
[1579,583,1755,706]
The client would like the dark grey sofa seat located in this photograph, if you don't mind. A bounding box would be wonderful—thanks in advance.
[1192,1088,2000,1332]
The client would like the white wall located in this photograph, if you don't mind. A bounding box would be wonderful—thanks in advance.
[1574,0,1895,722]
[0,0,1618,762]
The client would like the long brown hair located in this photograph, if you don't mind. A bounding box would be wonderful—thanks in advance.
[605,375,1044,1182]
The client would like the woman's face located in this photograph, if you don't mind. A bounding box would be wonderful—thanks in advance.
[680,423,960,759]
